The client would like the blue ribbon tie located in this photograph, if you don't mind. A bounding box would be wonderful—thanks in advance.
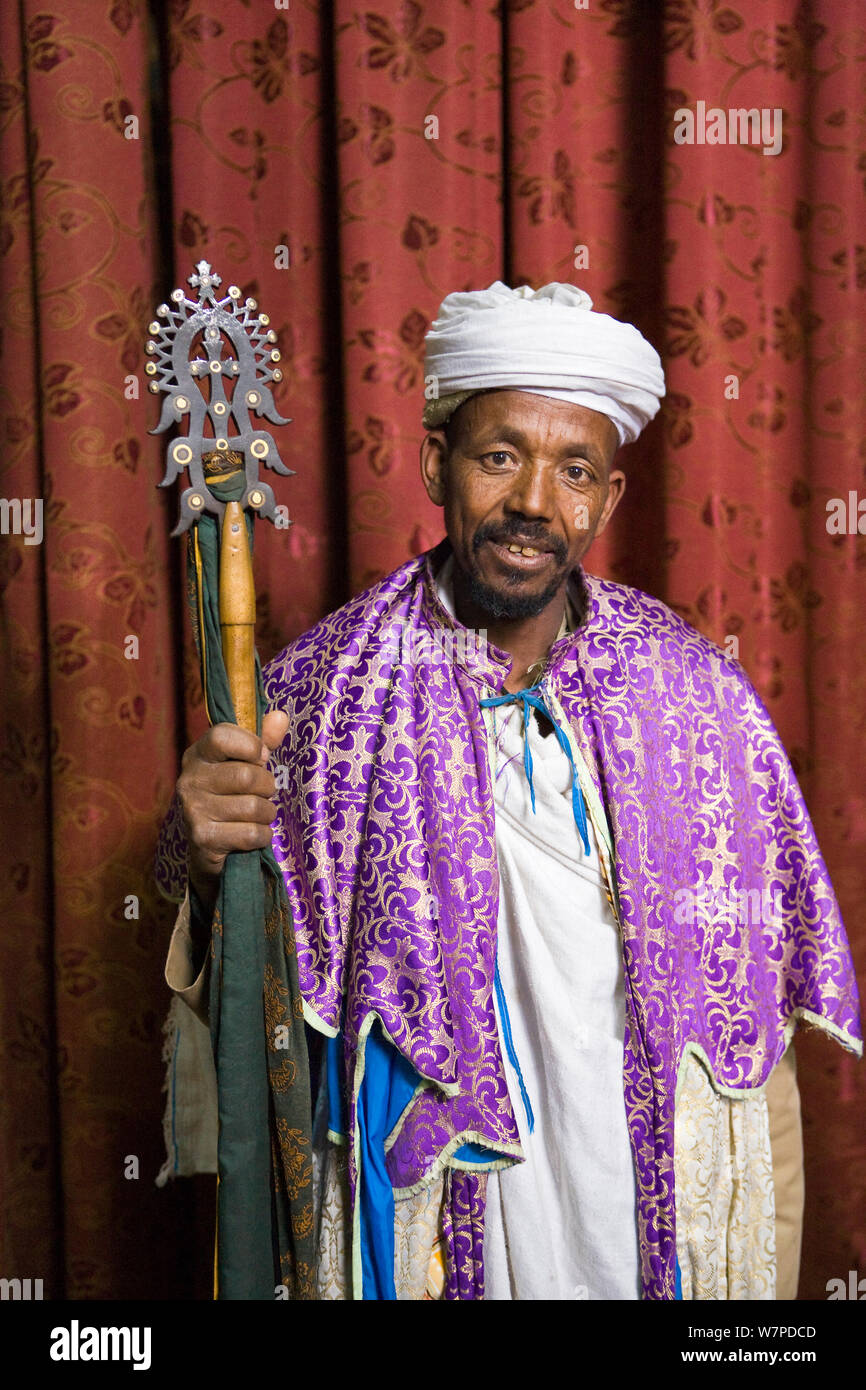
[479,686,592,858]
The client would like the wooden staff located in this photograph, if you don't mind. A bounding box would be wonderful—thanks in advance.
[218,497,257,733]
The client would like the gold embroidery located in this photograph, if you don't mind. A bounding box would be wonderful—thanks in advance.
[270,1056,298,1092]
[264,961,290,1047]
[276,1119,313,1200]
[292,1202,314,1240]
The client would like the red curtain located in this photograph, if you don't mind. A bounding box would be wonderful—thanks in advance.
[0,0,863,1300]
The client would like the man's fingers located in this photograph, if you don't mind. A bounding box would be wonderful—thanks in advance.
[198,822,275,856]
[183,722,263,769]
[192,801,278,859]
[185,760,276,799]
[261,709,289,757]
[190,819,275,877]
[197,791,278,830]
[178,718,286,888]
[182,714,288,773]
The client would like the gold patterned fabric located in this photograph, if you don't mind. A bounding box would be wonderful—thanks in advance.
[675,1050,776,1300]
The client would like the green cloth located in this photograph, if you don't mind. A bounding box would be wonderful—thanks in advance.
[188,475,316,1300]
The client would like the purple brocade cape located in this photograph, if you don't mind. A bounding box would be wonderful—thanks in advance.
[156,539,862,1300]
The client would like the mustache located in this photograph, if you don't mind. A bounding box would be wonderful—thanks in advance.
[472,520,568,564]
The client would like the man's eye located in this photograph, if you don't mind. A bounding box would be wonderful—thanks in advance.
[566,465,590,483]
[482,451,513,466]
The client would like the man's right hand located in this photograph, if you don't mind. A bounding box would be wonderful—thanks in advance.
[176,708,289,916]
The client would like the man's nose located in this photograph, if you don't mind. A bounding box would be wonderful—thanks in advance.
[504,460,555,519]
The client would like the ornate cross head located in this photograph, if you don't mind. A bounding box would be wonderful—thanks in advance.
[147,260,293,535]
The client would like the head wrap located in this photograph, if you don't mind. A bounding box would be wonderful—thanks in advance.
[422,281,665,447]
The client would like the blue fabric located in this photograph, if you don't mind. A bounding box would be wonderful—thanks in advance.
[479,684,591,856]
[452,1141,500,1164]
[493,957,535,1135]
[674,1254,683,1300]
[356,1021,419,1300]
[326,1033,346,1139]
[340,1024,506,1298]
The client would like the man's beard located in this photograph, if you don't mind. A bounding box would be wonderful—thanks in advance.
[464,525,572,619]
[465,567,566,619]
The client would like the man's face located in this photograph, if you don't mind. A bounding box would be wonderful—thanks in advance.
[420,389,625,620]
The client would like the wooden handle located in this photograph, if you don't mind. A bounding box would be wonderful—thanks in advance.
[218,500,258,732]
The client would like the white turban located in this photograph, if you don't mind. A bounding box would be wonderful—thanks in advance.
[422,281,665,447]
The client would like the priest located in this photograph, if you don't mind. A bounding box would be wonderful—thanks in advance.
[157,281,862,1300]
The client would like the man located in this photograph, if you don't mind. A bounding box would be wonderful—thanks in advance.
[157,281,862,1300]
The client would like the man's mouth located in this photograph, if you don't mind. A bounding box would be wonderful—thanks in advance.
[485,537,557,571]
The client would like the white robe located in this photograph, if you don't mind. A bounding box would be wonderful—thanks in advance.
[480,697,641,1299]
[434,557,640,1299]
